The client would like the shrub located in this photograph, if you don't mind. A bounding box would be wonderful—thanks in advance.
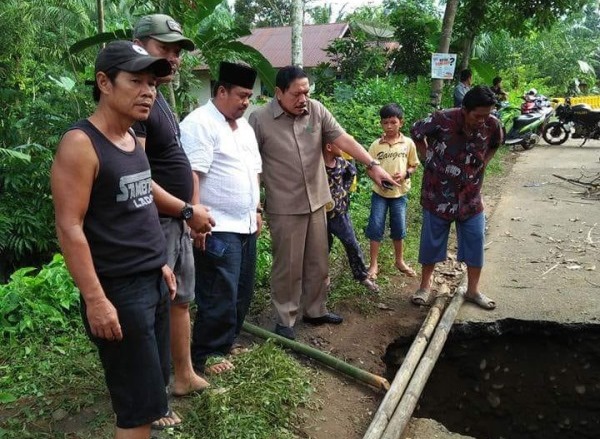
[0,254,80,340]
[0,143,58,280]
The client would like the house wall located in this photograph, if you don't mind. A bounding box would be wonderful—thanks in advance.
[190,71,263,117]
[188,69,320,119]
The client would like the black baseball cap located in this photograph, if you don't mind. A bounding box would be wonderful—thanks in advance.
[95,40,172,77]
[133,14,195,51]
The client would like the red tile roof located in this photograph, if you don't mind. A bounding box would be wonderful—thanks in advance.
[238,22,350,68]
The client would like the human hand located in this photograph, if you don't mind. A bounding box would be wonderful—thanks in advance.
[86,296,122,341]
[162,264,177,300]
[368,165,400,190]
[191,231,207,251]
[187,204,215,234]
[257,212,263,236]
[392,172,404,183]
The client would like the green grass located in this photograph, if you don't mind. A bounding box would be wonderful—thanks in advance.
[176,341,313,439]
[324,168,423,308]
[0,328,312,439]
[0,330,108,438]
[486,144,510,176]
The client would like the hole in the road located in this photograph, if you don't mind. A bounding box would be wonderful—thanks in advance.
[383,320,600,439]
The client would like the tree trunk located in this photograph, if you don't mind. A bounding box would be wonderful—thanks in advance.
[166,83,179,121]
[459,35,474,71]
[430,0,459,109]
[96,0,104,34]
[291,0,304,67]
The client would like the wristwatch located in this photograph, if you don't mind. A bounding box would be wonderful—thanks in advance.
[366,159,381,170]
[180,203,194,220]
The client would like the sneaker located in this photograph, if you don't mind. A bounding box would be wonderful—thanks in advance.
[360,278,380,293]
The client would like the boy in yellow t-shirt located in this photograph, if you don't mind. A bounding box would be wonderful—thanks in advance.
[366,103,420,280]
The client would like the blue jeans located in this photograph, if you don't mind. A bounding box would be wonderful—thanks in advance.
[191,232,257,369]
[365,192,408,242]
[327,212,369,281]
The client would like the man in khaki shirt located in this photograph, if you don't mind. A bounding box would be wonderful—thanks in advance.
[249,66,395,340]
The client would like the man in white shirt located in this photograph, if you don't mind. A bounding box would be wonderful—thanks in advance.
[180,62,260,374]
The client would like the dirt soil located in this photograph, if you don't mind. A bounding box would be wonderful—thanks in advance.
[242,150,520,439]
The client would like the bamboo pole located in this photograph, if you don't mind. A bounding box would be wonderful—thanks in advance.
[362,295,448,439]
[242,322,390,390]
[380,283,467,439]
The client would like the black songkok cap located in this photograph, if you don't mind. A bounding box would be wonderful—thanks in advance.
[218,62,257,89]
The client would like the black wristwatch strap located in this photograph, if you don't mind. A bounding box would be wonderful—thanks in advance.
[180,203,193,220]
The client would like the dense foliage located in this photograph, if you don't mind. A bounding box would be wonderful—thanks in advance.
[475,7,600,96]
[186,340,313,439]
[1,0,597,279]
[0,254,80,339]
[387,0,440,79]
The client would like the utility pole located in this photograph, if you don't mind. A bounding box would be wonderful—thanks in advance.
[431,0,459,109]
[291,0,304,66]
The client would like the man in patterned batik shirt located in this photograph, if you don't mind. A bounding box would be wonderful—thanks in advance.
[410,85,502,310]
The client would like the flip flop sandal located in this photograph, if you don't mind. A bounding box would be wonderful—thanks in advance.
[367,270,378,280]
[465,292,496,310]
[411,288,431,306]
[397,266,417,277]
[171,384,210,398]
[230,343,250,356]
[151,408,182,430]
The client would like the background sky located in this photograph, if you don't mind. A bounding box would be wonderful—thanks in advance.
[328,0,384,17]
[226,1,386,23]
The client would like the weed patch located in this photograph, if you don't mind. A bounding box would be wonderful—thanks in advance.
[179,340,313,439]
[0,254,79,339]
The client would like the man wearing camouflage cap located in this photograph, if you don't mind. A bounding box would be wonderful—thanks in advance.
[132,14,213,430]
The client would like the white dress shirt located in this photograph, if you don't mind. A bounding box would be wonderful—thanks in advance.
[180,100,261,234]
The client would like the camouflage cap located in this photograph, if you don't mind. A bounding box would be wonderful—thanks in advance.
[133,14,194,51]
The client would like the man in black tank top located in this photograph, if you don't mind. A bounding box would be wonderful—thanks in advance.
[51,41,176,439]
[131,15,214,425]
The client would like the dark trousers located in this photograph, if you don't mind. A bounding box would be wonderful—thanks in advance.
[327,212,369,281]
[82,269,170,428]
[191,232,257,369]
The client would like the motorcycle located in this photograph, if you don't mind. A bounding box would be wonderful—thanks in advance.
[520,92,551,114]
[497,101,553,150]
[542,97,600,146]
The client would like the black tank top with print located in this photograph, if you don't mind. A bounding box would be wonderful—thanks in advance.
[69,120,166,277]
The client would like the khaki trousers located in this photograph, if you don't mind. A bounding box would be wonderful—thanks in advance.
[268,208,329,327]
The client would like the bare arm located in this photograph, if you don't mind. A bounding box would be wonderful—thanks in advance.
[190,170,209,250]
[51,130,122,341]
[483,123,503,166]
[414,138,428,164]
[136,135,215,234]
[256,174,263,236]
[484,146,499,166]
[332,132,397,188]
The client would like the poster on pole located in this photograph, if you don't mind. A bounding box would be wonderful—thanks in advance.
[431,53,457,79]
